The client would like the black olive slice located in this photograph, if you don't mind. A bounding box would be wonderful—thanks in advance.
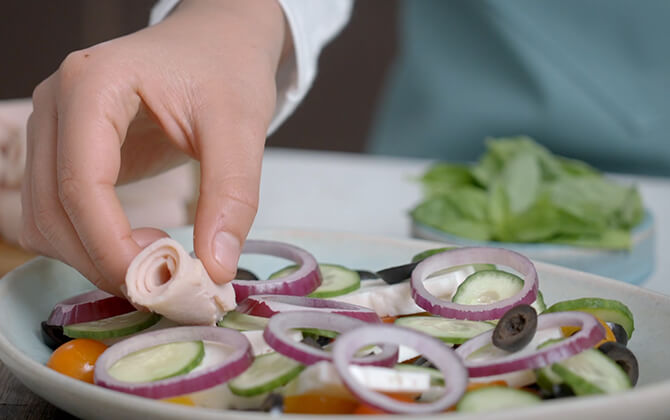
[492,304,538,352]
[549,384,575,399]
[598,341,639,386]
[235,267,259,280]
[300,335,322,349]
[40,321,72,350]
[607,322,629,346]
[412,356,437,369]
[259,393,284,413]
[356,270,383,281]
[375,261,419,284]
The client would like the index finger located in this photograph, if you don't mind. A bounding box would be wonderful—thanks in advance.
[56,77,142,289]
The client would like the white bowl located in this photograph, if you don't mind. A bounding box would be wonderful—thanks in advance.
[1,227,668,419]
[412,211,655,285]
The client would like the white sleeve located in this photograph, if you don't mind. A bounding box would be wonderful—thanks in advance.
[149,0,353,135]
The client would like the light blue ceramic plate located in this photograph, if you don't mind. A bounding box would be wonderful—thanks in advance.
[1,227,669,419]
[412,211,655,285]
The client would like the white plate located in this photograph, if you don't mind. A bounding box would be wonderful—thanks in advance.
[0,227,669,419]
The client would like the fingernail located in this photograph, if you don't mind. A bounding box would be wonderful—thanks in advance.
[213,231,240,275]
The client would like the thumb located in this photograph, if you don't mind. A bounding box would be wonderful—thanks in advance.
[192,112,266,284]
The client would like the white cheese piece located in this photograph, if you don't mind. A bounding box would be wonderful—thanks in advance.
[331,266,476,317]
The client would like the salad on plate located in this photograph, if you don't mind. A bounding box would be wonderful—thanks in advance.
[41,237,638,415]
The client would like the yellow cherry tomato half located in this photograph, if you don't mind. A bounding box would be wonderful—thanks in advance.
[561,317,616,347]
[46,338,108,383]
[283,393,359,414]
[162,396,195,406]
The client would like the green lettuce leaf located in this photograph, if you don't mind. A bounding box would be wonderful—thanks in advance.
[411,136,645,250]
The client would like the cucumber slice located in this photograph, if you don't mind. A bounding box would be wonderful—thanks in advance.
[551,348,632,395]
[297,328,339,339]
[217,311,268,331]
[532,290,547,313]
[452,270,523,305]
[270,263,361,298]
[411,247,456,262]
[394,316,493,344]
[63,311,161,339]
[534,338,565,392]
[108,340,205,383]
[456,386,541,413]
[543,297,634,339]
[228,352,305,397]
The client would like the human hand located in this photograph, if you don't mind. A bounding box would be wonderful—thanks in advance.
[20,0,290,295]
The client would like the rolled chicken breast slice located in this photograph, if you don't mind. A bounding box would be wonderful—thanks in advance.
[124,237,236,325]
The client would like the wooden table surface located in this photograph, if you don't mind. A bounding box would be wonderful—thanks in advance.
[0,240,77,419]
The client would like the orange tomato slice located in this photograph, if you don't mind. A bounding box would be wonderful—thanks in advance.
[162,396,196,406]
[561,317,615,347]
[46,338,108,384]
[283,393,359,414]
[353,393,417,415]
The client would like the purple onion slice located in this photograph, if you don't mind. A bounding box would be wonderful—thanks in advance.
[456,311,605,377]
[94,326,253,399]
[333,324,468,414]
[232,240,322,302]
[411,247,538,320]
[47,289,135,326]
[263,311,397,366]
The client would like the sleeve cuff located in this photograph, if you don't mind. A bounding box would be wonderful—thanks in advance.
[148,0,353,135]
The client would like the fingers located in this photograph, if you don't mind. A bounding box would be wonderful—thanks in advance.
[20,81,66,261]
[192,107,267,284]
[21,49,145,295]
[55,57,143,291]
[131,227,170,249]
[27,82,110,291]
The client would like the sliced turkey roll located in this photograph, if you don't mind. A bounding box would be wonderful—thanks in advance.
[124,237,236,325]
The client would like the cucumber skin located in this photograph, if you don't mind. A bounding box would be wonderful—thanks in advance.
[456,386,541,413]
[228,353,305,397]
[308,280,360,298]
[217,311,268,331]
[270,263,361,298]
[543,297,634,338]
[151,341,205,382]
[411,247,455,262]
[532,290,547,313]
[63,312,162,340]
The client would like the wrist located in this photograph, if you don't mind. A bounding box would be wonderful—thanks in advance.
[171,0,291,71]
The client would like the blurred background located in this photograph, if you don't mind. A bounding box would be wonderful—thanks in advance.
[0,0,397,153]
[0,0,398,275]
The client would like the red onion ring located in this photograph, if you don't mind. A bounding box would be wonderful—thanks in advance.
[333,325,468,414]
[263,311,398,366]
[232,240,322,302]
[47,289,135,326]
[456,311,605,377]
[94,326,253,399]
[411,247,538,320]
[236,294,381,323]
